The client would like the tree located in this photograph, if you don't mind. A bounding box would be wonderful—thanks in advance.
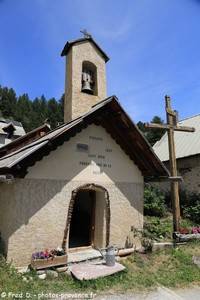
[15,94,33,132]
[146,116,165,146]
[47,98,62,128]
[137,116,165,146]
[0,86,17,119]
[31,96,48,129]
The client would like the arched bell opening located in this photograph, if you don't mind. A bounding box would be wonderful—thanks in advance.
[81,61,98,95]
[62,184,110,252]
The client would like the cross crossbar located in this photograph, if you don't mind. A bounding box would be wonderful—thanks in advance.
[145,122,195,132]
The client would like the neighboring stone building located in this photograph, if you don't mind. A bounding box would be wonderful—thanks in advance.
[0,35,168,267]
[153,114,200,193]
[0,118,25,147]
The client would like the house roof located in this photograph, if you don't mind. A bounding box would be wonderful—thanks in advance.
[0,96,169,178]
[0,123,51,158]
[0,118,25,137]
[153,114,200,162]
[61,37,110,62]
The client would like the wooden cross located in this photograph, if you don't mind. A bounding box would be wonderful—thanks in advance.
[80,29,92,39]
[145,95,195,232]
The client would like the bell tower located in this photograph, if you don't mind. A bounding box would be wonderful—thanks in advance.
[61,32,109,123]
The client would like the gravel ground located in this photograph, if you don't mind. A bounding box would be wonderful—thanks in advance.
[47,286,200,299]
[95,286,200,300]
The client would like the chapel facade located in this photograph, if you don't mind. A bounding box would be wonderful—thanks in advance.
[0,35,168,267]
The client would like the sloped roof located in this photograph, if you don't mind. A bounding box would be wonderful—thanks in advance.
[0,96,168,178]
[0,118,25,137]
[61,37,109,62]
[153,114,200,162]
[0,123,50,158]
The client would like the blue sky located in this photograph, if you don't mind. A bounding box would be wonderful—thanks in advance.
[0,0,200,122]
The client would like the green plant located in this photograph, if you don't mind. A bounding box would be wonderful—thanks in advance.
[144,184,167,217]
[143,216,172,241]
[141,238,153,252]
[181,192,200,224]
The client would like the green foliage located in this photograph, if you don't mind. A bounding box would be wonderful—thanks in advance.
[137,116,166,146]
[167,190,200,224]
[141,237,153,252]
[0,86,17,118]
[0,85,64,132]
[179,218,194,229]
[144,184,167,217]
[164,189,200,224]
[182,192,200,224]
[143,216,172,241]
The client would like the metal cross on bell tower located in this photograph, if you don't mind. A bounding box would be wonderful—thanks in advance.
[80,29,92,39]
[145,96,195,233]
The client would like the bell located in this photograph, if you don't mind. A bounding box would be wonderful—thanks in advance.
[82,80,93,94]
[82,70,94,94]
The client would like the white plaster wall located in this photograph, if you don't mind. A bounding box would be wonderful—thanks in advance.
[0,124,144,267]
[94,191,106,248]
[27,124,143,184]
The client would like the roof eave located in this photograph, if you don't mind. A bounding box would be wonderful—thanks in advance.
[61,37,110,62]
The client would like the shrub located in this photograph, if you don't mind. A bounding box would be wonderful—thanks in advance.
[181,192,200,224]
[141,238,153,252]
[143,216,172,241]
[144,184,167,217]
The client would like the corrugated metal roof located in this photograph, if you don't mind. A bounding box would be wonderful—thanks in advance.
[153,114,200,161]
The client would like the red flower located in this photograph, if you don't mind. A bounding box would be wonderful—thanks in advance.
[179,227,190,234]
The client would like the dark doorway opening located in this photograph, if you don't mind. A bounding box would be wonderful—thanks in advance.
[69,190,95,248]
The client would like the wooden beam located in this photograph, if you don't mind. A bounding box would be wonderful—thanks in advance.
[169,176,183,182]
[174,126,195,132]
[165,96,180,233]
[145,122,195,132]
[145,122,169,130]
[166,108,177,117]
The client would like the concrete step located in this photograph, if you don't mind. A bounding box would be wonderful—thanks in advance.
[67,248,103,265]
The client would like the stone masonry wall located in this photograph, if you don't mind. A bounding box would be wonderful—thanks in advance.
[64,41,107,122]
[152,155,200,194]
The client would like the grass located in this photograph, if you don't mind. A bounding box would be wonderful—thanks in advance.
[1,242,200,297]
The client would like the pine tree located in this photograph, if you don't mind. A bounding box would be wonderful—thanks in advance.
[15,94,33,132]
[137,116,165,145]
[0,86,17,119]
[146,116,165,145]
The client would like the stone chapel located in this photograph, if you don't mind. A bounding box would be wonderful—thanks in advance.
[0,35,168,267]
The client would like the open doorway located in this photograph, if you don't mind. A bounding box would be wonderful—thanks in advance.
[69,190,95,248]
[62,184,110,252]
